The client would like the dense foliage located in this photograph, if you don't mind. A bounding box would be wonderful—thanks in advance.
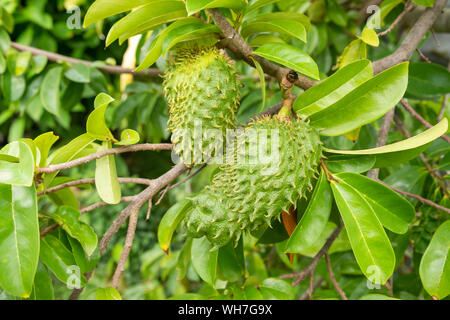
[0,0,448,301]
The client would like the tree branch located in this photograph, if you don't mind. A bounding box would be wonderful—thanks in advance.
[325,253,348,300]
[372,0,447,74]
[377,1,415,37]
[206,8,316,90]
[11,42,163,78]
[36,143,173,174]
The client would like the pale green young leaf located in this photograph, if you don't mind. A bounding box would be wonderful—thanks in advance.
[158,200,192,252]
[95,141,121,205]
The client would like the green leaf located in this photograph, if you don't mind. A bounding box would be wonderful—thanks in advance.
[191,236,218,286]
[136,18,201,71]
[217,239,245,282]
[29,262,54,300]
[335,40,367,70]
[241,20,306,42]
[359,294,399,300]
[294,59,373,116]
[0,141,34,186]
[419,220,450,299]
[116,129,140,146]
[249,56,266,113]
[64,63,91,83]
[324,118,448,167]
[406,62,450,99]
[84,0,155,27]
[95,141,121,205]
[40,66,63,116]
[309,62,408,136]
[47,206,98,257]
[96,287,122,300]
[325,155,376,173]
[359,27,379,47]
[106,1,187,46]
[34,131,59,168]
[252,43,319,80]
[412,0,435,7]
[86,93,116,142]
[331,178,395,285]
[335,173,415,234]
[186,0,246,15]
[292,221,336,257]
[158,199,192,252]
[14,51,32,76]
[44,133,96,187]
[244,0,281,15]
[259,278,294,300]
[0,184,39,298]
[40,235,86,287]
[244,12,310,32]
[285,170,332,253]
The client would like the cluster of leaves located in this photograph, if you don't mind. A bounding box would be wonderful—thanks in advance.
[0,0,448,300]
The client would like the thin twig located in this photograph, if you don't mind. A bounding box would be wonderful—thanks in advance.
[80,196,137,214]
[37,177,153,196]
[111,210,139,289]
[37,143,173,174]
[299,277,324,300]
[416,48,432,63]
[400,99,450,144]
[437,94,448,122]
[378,1,415,37]
[11,42,162,78]
[325,253,348,300]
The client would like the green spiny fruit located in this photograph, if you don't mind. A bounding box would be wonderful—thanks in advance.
[163,46,240,166]
[183,115,323,248]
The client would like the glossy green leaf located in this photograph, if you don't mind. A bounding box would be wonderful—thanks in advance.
[294,59,373,116]
[335,172,415,234]
[218,239,245,282]
[84,0,154,27]
[259,278,294,300]
[325,155,376,173]
[241,20,306,42]
[252,43,319,80]
[44,133,96,187]
[324,118,448,167]
[34,131,59,168]
[158,199,192,252]
[249,34,285,47]
[249,56,266,113]
[95,141,121,205]
[191,236,218,286]
[0,154,18,163]
[29,262,54,300]
[64,63,91,83]
[47,206,98,257]
[359,27,379,47]
[419,221,450,299]
[40,235,86,287]
[310,62,408,136]
[40,66,62,116]
[293,221,336,257]
[96,287,122,300]
[244,12,310,32]
[331,178,395,285]
[406,62,450,99]
[0,184,39,298]
[244,0,281,15]
[186,0,246,15]
[106,1,187,46]
[15,51,32,76]
[335,40,367,71]
[285,170,332,253]
[0,141,34,186]
[86,93,116,142]
[116,129,140,146]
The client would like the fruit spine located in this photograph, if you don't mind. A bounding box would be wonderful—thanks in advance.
[163,46,240,166]
[183,115,323,248]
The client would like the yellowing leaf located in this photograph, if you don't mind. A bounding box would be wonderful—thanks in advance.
[359,27,379,47]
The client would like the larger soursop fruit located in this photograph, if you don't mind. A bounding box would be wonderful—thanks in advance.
[183,115,323,248]
[164,46,240,166]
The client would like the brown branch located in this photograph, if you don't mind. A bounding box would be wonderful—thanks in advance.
[10,42,163,78]
[206,8,315,90]
[400,99,450,144]
[279,226,343,286]
[37,177,153,196]
[325,253,348,300]
[99,162,188,254]
[367,108,396,179]
[36,143,173,174]
[376,179,450,214]
[416,48,432,63]
[299,277,324,300]
[111,210,139,289]
[372,0,447,74]
[377,1,415,37]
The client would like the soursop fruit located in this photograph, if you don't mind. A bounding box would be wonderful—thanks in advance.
[183,115,323,248]
[164,46,240,166]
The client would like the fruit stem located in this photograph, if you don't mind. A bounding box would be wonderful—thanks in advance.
[277,89,295,119]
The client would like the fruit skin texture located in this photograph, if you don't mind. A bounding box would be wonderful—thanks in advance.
[164,46,240,166]
[184,116,323,248]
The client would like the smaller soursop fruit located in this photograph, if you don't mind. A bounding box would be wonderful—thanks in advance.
[183,115,323,248]
[164,46,240,166]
